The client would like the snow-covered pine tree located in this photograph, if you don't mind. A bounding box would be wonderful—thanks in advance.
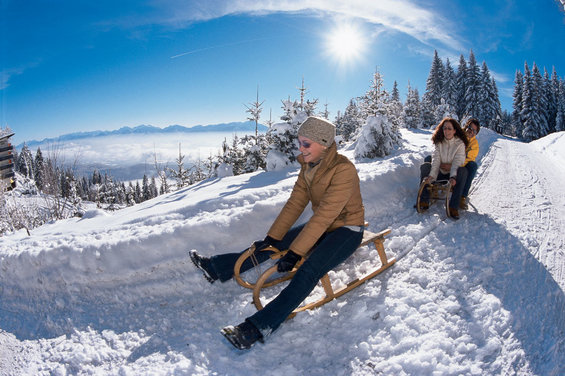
[354,114,398,159]
[153,150,169,195]
[265,110,305,171]
[304,99,319,116]
[59,169,71,199]
[265,88,310,171]
[477,62,490,127]
[464,50,482,121]
[297,77,307,112]
[354,69,402,158]
[556,79,565,132]
[521,62,540,141]
[141,175,150,201]
[96,173,111,205]
[80,176,89,200]
[338,99,363,141]
[67,175,83,215]
[511,70,524,138]
[321,102,330,120]
[150,176,158,199]
[334,110,344,140]
[189,158,207,183]
[532,63,550,138]
[126,182,136,206]
[16,143,34,179]
[280,96,297,123]
[264,108,274,128]
[480,62,502,129]
[134,181,142,203]
[245,86,264,141]
[434,98,457,123]
[214,138,233,177]
[442,58,457,114]
[360,67,388,119]
[420,96,436,128]
[456,54,468,120]
[402,82,422,129]
[489,78,504,133]
[241,134,268,173]
[91,169,102,185]
[423,50,445,124]
[387,81,404,135]
[546,68,558,133]
[40,158,57,197]
[34,147,44,191]
[228,135,246,175]
[500,110,514,136]
[168,143,191,190]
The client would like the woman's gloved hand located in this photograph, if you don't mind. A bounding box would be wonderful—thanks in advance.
[277,250,301,273]
[253,235,277,252]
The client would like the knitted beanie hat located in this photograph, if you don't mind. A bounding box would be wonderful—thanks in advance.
[297,116,336,147]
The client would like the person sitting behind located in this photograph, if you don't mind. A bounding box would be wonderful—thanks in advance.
[419,117,469,219]
[460,118,480,209]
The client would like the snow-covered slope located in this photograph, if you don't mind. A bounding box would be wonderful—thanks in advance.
[1,129,564,375]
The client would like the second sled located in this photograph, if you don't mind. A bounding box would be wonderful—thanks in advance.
[416,179,454,218]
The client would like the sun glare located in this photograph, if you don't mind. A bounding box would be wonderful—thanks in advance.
[325,23,366,66]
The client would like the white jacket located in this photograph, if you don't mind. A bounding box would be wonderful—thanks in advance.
[429,136,466,180]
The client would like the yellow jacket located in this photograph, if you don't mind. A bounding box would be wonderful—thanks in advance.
[267,143,365,256]
[464,136,479,166]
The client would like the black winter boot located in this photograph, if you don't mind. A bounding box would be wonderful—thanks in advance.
[189,250,218,283]
[221,320,264,350]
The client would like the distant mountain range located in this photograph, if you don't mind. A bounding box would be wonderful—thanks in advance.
[21,121,268,148]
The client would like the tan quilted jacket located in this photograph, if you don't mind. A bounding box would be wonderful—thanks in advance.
[267,143,365,256]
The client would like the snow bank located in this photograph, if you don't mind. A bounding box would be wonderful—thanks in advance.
[1,129,564,375]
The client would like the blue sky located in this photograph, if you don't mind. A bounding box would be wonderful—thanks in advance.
[2,0,565,145]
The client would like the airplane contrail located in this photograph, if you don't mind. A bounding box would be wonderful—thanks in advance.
[170,37,271,59]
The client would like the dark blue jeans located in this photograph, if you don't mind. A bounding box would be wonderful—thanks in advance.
[419,156,468,209]
[209,225,363,336]
[461,161,478,198]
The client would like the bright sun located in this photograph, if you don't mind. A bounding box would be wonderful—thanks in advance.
[325,23,366,66]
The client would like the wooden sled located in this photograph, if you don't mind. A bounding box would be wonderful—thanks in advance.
[233,244,291,290]
[416,180,453,218]
[234,228,395,318]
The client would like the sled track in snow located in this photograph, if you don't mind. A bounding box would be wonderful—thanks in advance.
[469,138,565,291]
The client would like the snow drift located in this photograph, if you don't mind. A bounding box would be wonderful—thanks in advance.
[1,129,564,375]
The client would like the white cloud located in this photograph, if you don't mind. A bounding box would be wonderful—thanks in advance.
[0,67,24,90]
[490,69,510,84]
[136,0,465,52]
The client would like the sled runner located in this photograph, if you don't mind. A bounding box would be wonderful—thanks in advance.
[234,227,395,318]
[416,179,454,218]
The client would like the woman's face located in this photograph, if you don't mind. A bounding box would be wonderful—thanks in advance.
[443,121,456,140]
[298,136,326,163]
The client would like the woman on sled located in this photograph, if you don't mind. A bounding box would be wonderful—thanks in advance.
[419,117,469,219]
[190,116,365,349]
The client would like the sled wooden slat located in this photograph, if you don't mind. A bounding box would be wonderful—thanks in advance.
[252,228,396,317]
